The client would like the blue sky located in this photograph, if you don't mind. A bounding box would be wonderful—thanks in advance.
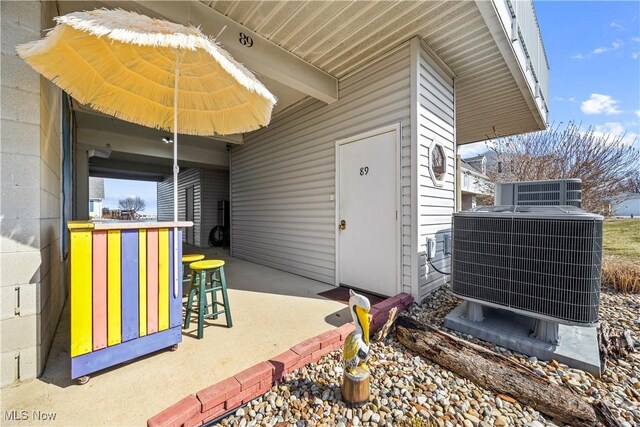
[460,0,640,157]
[103,178,157,216]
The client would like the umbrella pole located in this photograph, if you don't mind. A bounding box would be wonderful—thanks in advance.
[173,61,180,298]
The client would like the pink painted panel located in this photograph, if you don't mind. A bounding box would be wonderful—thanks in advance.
[147,229,159,334]
[92,231,108,350]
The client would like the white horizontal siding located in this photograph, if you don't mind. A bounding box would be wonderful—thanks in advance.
[416,45,456,300]
[157,168,202,246]
[231,44,412,286]
[200,169,230,247]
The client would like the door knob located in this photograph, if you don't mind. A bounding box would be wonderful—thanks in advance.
[339,220,346,231]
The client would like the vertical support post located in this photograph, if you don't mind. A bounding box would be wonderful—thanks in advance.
[173,56,180,298]
[455,154,462,212]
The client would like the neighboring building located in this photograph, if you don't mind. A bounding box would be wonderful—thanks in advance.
[1,0,549,386]
[460,156,492,210]
[88,177,104,218]
[610,193,640,217]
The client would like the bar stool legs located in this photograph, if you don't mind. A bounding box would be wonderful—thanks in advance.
[183,261,232,339]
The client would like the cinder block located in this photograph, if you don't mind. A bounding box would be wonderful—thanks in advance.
[0,218,40,252]
[1,153,40,188]
[0,313,37,351]
[0,251,41,285]
[0,86,40,124]
[1,54,39,92]
[0,350,17,387]
[196,377,241,412]
[0,19,40,56]
[19,345,37,380]
[0,282,37,319]
[234,362,273,391]
[147,395,200,427]
[183,402,226,427]
[0,1,40,30]
[0,119,39,156]
[335,323,355,340]
[290,337,320,358]
[316,330,340,349]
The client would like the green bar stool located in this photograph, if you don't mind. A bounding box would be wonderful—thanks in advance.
[183,259,233,338]
[181,253,205,296]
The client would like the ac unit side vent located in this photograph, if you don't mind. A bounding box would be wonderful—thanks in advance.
[452,208,602,325]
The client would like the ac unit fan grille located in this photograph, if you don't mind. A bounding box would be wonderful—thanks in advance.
[452,216,602,325]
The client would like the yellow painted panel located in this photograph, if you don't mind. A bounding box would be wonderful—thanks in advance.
[158,228,169,331]
[139,229,147,337]
[107,230,122,346]
[70,230,93,357]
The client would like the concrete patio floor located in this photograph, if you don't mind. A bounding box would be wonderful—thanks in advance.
[1,247,350,426]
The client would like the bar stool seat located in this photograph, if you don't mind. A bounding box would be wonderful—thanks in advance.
[182,253,205,263]
[181,254,205,293]
[183,259,232,338]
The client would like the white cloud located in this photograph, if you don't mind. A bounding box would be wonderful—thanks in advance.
[610,21,625,31]
[571,53,588,60]
[568,97,577,103]
[458,141,491,158]
[580,94,622,115]
[593,122,638,146]
[632,37,640,43]
[593,40,624,54]
[632,52,639,59]
[636,110,640,118]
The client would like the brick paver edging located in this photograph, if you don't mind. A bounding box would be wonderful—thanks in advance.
[148,293,413,427]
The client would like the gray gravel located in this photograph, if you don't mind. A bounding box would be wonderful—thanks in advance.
[213,285,639,426]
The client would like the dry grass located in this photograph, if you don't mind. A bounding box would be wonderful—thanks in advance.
[601,257,640,293]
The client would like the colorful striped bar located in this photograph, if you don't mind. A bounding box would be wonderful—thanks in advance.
[146,229,159,335]
[68,221,188,380]
[169,229,183,328]
[107,230,122,346]
[158,228,170,331]
[70,228,93,357]
[121,230,139,342]
[92,231,108,351]
[139,229,147,337]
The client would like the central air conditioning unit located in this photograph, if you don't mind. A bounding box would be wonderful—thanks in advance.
[451,206,603,330]
[495,179,582,208]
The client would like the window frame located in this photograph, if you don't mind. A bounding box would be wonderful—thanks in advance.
[429,140,447,186]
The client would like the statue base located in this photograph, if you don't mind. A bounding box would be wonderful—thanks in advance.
[341,366,370,407]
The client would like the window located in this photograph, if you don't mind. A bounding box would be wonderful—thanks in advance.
[431,144,446,181]
[89,200,94,211]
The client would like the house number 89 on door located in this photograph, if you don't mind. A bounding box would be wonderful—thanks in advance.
[359,167,369,176]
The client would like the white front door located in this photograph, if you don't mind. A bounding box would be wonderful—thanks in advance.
[337,125,399,296]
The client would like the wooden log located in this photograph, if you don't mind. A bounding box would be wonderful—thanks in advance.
[341,366,370,407]
[374,306,398,342]
[598,320,636,372]
[395,316,599,427]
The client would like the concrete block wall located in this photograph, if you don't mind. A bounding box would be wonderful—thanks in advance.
[0,1,66,387]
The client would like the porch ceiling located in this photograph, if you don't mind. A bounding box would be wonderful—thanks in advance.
[203,0,544,144]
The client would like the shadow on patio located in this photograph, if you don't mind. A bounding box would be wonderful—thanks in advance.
[0,248,350,426]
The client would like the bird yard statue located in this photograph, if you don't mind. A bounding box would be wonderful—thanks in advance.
[342,289,371,406]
